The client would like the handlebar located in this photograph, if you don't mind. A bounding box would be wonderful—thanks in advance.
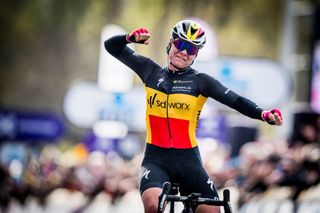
[157,182,171,212]
[157,182,232,213]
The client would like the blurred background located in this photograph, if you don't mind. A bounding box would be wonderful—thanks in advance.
[0,0,320,212]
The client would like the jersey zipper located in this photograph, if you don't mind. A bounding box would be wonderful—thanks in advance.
[166,94,172,146]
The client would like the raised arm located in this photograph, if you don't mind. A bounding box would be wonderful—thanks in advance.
[104,28,159,83]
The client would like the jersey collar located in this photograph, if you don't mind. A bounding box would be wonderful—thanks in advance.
[165,66,192,76]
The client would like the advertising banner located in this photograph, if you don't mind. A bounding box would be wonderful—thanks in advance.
[0,109,64,142]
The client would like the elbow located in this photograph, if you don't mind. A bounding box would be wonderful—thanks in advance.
[104,39,117,56]
[103,35,127,56]
[104,40,111,53]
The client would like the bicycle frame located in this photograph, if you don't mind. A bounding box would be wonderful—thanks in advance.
[157,182,232,213]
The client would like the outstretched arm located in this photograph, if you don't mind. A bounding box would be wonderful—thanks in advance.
[198,73,283,126]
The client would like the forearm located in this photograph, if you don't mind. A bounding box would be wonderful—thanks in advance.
[104,35,128,56]
[232,96,264,121]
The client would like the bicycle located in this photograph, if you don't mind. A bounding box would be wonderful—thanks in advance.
[157,182,232,213]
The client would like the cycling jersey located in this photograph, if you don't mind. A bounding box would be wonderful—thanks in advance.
[105,35,264,149]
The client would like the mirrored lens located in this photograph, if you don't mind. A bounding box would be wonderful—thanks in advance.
[173,39,198,55]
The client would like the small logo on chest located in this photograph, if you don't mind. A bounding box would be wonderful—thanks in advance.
[172,80,193,92]
[157,77,165,88]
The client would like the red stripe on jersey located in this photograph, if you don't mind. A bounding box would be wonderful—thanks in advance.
[149,115,192,148]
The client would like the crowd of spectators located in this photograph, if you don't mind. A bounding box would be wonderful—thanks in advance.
[0,114,319,212]
[0,144,144,212]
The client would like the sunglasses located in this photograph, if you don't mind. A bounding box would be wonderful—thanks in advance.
[173,39,199,55]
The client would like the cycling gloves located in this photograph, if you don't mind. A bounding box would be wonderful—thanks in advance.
[262,108,283,125]
[126,28,150,44]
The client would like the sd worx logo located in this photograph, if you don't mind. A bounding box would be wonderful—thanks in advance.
[147,93,190,110]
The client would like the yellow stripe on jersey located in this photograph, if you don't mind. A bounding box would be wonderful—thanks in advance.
[145,87,168,118]
[145,87,203,120]
[145,111,152,144]
[189,95,207,147]
[167,93,200,120]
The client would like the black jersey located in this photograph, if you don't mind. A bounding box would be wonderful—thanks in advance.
[105,35,264,149]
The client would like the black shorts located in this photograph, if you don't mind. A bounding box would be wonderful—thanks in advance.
[139,144,219,200]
